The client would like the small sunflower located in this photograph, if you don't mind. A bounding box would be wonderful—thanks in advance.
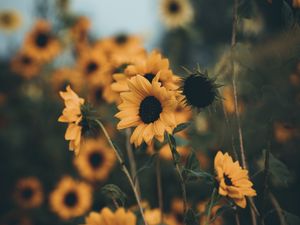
[51,67,83,93]
[145,208,178,225]
[214,151,256,208]
[159,0,194,29]
[0,10,22,32]
[10,51,41,79]
[50,176,92,220]
[170,198,185,225]
[77,48,111,85]
[74,138,116,182]
[70,16,91,51]
[115,75,178,147]
[112,51,179,94]
[83,207,136,225]
[180,69,220,110]
[95,34,144,57]
[23,20,60,62]
[274,122,295,143]
[14,177,43,209]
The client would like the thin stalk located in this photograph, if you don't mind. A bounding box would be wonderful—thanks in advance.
[206,188,217,225]
[269,192,286,225]
[95,120,147,225]
[261,148,270,225]
[156,156,164,223]
[125,128,141,197]
[235,212,241,225]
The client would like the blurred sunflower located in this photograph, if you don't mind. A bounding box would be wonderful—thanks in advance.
[170,198,185,225]
[51,68,83,93]
[0,10,21,32]
[10,51,41,79]
[83,207,136,225]
[58,86,85,155]
[115,75,178,147]
[274,122,295,143]
[14,177,43,209]
[112,51,179,94]
[71,16,91,51]
[145,208,178,225]
[293,0,300,8]
[214,151,256,208]
[159,0,194,29]
[95,34,143,57]
[148,144,190,161]
[222,86,244,114]
[197,200,223,225]
[77,48,111,85]
[74,138,116,182]
[50,176,92,220]
[23,20,60,62]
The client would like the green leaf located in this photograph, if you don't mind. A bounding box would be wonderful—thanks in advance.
[282,1,295,28]
[283,211,300,225]
[174,135,189,147]
[184,208,199,225]
[209,205,232,223]
[101,184,126,206]
[173,122,191,134]
[185,151,201,171]
[134,153,158,182]
[167,134,181,163]
[183,169,215,184]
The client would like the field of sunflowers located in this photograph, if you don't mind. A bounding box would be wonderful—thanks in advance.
[1,0,300,225]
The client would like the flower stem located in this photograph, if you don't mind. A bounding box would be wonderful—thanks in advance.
[156,156,164,223]
[95,120,147,225]
[206,188,217,225]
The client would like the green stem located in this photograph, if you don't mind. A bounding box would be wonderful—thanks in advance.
[206,188,217,225]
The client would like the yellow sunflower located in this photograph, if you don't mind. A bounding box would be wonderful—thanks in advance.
[159,0,194,29]
[77,48,111,85]
[14,177,43,209]
[115,75,178,147]
[112,51,179,94]
[74,138,116,182]
[95,34,144,57]
[214,151,256,208]
[50,176,92,220]
[51,67,83,93]
[23,20,60,62]
[170,198,185,225]
[83,207,136,225]
[145,208,178,225]
[0,10,22,32]
[10,51,41,79]
[58,85,85,155]
[70,16,91,51]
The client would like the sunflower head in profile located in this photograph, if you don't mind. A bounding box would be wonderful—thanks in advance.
[14,177,43,209]
[180,68,220,110]
[160,0,194,29]
[112,50,179,94]
[0,10,22,32]
[74,138,116,182]
[83,207,136,225]
[23,20,60,62]
[58,85,99,155]
[214,151,256,208]
[115,75,178,147]
[10,51,41,79]
[50,176,92,220]
[51,67,83,93]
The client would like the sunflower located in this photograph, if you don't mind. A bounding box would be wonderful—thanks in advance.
[95,34,143,57]
[10,51,41,79]
[23,20,60,62]
[170,198,185,225]
[74,138,116,182]
[77,48,111,85]
[112,51,179,94]
[274,122,295,143]
[214,151,256,208]
[83,207,136,225]
[0,10,21,32]
[50,176,92,220]
[115,75,178,147]
[58,86,85,155]
[293,0,300,8]
[197,200,223,225]
[145,208,178,225]
[14,177,43,209]
[51,68,83,93]
[222,86,244,114]
[159,0,194,29]
[70,16,91,51]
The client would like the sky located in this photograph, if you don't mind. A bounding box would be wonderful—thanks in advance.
[0,0,164,57]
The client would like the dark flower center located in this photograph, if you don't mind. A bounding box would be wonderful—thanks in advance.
[144,73,156,83]
[224,174,233,186]
[89,151,103,169]
[21,56,32,65]
[1,13,12,25]
[21,187,34,200]
[139,96,162,124]
[64,191,78,207]
[86,61,99,74]
[35,32,50,48]
[168,1,180,14]
[114,63,129,74]
[182,75,216,109]
[115,34,128,45]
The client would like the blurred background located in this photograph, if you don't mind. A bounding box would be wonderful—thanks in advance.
[0,0,300,225]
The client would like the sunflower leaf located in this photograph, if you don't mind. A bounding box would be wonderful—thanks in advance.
[183,169,215,184]
[101,184,126,206]
[173,122,191,134]
[133,153,158,183]
[185,151,201,171]
[167,134,181,164]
